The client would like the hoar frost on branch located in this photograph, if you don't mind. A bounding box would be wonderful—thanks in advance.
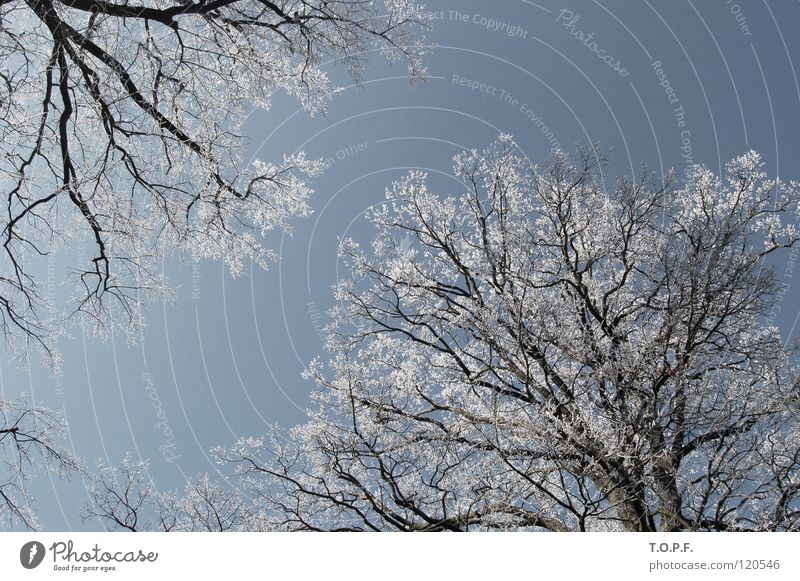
[0,395,79,529]
[0,0,428,363]
[206,137,800,531]
[81,453,257,531]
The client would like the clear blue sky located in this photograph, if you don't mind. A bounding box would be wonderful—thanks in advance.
[3,0,800,530]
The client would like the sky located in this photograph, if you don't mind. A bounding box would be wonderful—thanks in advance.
[3,0,800,530]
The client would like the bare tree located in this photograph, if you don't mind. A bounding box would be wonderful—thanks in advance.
[0,395,79,529]
[0,0,427,363]
[80,454,154,531]
[81,454,256,531]
[213,137,800,531]
[179,473,256,531]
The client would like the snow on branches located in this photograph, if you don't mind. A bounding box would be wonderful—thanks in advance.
[0,0,428,364]
[216,138,800,531]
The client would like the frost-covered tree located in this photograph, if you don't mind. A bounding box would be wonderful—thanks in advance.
[215,137,800,531]
[81,454,256,531]
[0,0,427,362]
[0,395,79,529]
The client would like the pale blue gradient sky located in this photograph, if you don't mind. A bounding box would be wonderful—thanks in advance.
[3,0,800,530]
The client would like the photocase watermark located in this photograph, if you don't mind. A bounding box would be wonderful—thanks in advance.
[651,59,695,175]
[320,140,369,173]
[725,0,752,37]
[307,300,325,344]
[396,232,414,257]
[556,8,629,77]
[142,372,180,464]
[452,73,499,96]
[501,89,561,150]
[190,258,201,300]
[451,74,561,150]
[43,254,64,396]
[44,254,57,307]
[767,244,799,323]
[74,223,88,268]
[426,9,529,39]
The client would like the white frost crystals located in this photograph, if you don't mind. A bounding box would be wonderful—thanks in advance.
[0,395,80,530]
[213,137,800,531]
[0,0,428,366]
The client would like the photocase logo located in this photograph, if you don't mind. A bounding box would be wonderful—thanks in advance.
[397,232,414,256]
[20,541,46,569]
